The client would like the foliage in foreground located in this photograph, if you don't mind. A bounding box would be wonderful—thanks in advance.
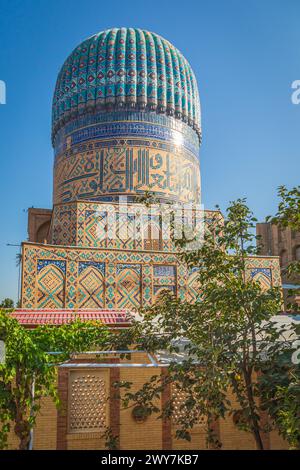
[267,186,300,309]
[116,199,300,449]
[0,312,111,450]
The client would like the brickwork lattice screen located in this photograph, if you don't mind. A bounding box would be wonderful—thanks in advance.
[69,370,108,433]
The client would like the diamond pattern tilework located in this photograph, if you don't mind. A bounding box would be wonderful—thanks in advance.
[21,244,281,310]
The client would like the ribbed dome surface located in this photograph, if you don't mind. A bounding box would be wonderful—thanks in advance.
[52,28,201,141]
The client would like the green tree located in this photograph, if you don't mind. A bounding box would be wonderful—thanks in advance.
[0,299,14,309]
[0,311,112,450]
[118,199,297,449]
[261,185,300,448]
[269,185,300,231]
[259,349,300,449]
[268,185,300,293]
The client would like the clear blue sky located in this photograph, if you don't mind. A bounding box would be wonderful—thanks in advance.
[0,0,299,302]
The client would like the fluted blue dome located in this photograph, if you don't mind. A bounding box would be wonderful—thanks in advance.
[52,28,201,143]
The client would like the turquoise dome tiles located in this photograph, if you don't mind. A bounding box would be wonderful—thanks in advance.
[52,28,201,144]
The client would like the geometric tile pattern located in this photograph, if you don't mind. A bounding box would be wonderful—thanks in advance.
[246,256,280,285]
[78,265,105,308]
[186,270,201,303]
[21,243,282,310]
[84,211,107,248]
[116,264,141,310]
[51,205,77,246]
[51,200,186,252]
[36,264,65,308]
[251,271,272,292]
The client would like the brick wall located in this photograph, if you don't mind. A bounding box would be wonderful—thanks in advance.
[5,364,290,450]
[119,367,162,450]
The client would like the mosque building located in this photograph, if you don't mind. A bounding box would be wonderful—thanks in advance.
[19,27,279,313]
[10,28,286,450]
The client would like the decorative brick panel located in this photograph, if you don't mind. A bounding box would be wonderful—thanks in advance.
[69,370,107,432]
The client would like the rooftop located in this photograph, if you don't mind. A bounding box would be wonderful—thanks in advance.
[10,308,132,327]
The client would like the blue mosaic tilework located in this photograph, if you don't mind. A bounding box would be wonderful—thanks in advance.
[250,268,272,279]
[53,111,200,159]
[54,111,199,145]
[153,265,176,277]
[116,263,141,275]
[70,122,198,157]
[37,259,66,274]
[78,261,105,276]
[85,210,107,220]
